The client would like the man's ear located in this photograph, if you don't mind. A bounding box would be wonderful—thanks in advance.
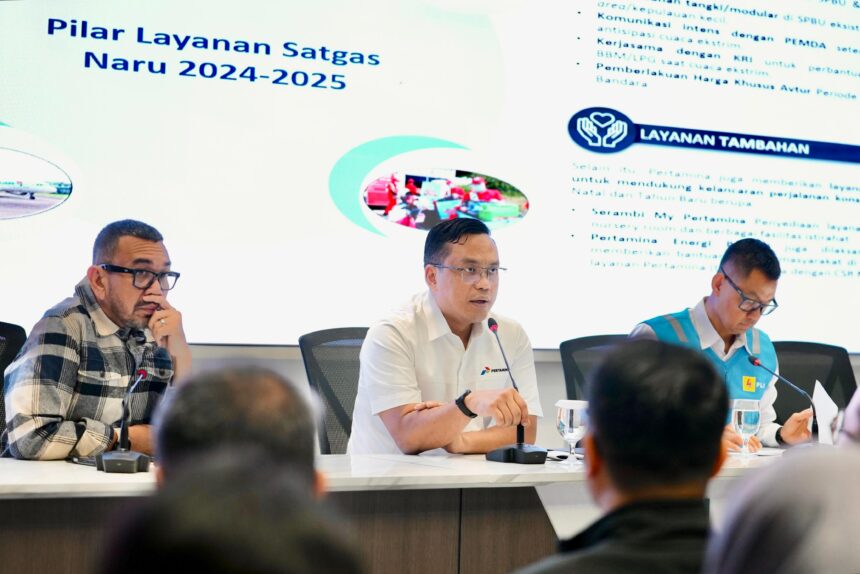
[583,431,602,479]
[313,469,327,499]
[425,264,437,290]
[87,265,108,300]
[710,271,723,296]
[710,438,728,478]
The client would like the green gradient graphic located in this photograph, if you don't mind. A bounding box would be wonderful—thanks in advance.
[329,136,467,235]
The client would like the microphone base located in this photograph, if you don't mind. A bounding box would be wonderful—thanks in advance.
[485,443,547,465]
[96,450,151,473]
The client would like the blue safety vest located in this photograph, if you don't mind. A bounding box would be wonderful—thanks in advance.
[643,310,777,402]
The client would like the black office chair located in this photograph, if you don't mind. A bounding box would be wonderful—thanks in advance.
[298,327,368,455]
[772,341,857,425]
[559,335,628,400]
[0,322,27,437]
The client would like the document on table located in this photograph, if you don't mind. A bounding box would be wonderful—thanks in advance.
[813,380,840,445]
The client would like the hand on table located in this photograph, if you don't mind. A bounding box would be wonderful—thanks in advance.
[723,424,761,453]
[464,388,529,427]
[780,408,814,445]
[112,424,154,455]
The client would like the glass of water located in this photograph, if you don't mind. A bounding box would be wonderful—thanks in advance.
[556,400,588,463]
[732,399,761,456]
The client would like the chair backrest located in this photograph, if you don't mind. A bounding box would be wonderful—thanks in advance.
[298,327,368,455]
[0,322,27,438]
[772,341,857,425]
[559,335,628,400]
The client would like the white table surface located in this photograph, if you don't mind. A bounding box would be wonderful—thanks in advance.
[0,450,778,498]
[0,454,583,499]
[0,451,780,539]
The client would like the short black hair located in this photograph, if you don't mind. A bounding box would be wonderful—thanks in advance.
[423,218,491,266]
[154,366,316,484]
[99,449,365,574]
[719,238,781,281]
[586,340,728,491]
[93,219,163,264]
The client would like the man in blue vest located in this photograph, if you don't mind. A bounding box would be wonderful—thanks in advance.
[631,238,812,451]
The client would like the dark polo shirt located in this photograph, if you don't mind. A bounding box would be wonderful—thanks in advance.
[516,499,710,574]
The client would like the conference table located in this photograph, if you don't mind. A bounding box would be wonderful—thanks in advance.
[0,452,777,574]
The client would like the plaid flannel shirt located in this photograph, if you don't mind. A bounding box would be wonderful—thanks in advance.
[1,279,173,460]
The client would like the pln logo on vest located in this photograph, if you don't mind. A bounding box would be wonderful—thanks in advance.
[741,376,764,393]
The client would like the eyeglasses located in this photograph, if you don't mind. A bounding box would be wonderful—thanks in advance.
[719,267,777,315]
[99,264,181,291]
[430,264,506,285]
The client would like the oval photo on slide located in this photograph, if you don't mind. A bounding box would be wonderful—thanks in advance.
[0,147,73,220]
[363,169,529,231]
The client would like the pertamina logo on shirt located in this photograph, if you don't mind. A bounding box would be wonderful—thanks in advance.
[481,365,509,376]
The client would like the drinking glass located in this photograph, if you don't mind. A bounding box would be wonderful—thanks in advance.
[556,400,588,463]
[732,399,761,456]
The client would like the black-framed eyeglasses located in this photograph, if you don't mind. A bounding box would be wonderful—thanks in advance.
[430,264,506,285]
[98,264,180,291]
[719,267,777,315]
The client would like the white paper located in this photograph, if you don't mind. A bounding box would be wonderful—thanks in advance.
[755,447,784,457]
[813,380,840,445]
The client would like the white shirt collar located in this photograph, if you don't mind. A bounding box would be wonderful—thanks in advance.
[692,297,747,356]
[422,291,487,343]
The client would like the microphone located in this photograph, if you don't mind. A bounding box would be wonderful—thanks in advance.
[488,318,524,444]
[119,369,147,450]
[748,355,818,443]
[96,368,152,473]
[484,318,547,464]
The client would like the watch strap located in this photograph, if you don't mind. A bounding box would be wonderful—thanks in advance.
[455,389,478,419]
[775,426,786,446]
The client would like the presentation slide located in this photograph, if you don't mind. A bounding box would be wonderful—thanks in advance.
[1,0,858,349]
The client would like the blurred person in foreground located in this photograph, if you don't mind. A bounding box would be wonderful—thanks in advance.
[703,446,860,574]
[518,340,728,574]
[154,366,323,494]
[100,449,364,574]
[838,388,860,446]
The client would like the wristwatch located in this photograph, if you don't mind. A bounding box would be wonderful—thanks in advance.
[455,389,478,419]
[775,427,786,446]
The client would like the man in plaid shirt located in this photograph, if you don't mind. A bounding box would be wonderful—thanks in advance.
[1,219,192,460]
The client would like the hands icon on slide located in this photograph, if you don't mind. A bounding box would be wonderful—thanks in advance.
[575,113,628,149]
[602,119,627,148]
[576,116,602,146]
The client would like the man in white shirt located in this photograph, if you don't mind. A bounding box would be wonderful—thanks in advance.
[631,238,812,451]
[348,218,542,455]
